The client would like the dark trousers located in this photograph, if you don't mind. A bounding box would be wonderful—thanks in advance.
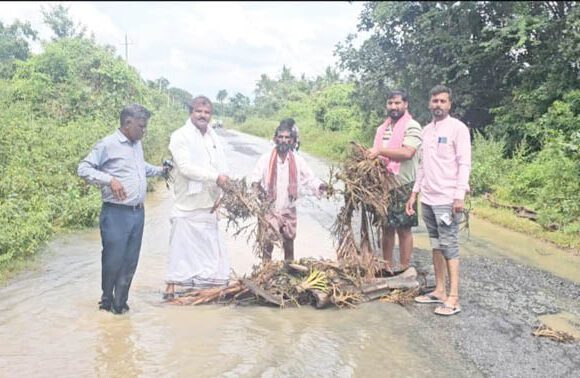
[99,203,145,312]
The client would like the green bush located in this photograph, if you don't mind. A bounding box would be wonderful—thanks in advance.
[0,36,185,265]
[470,132,510,196]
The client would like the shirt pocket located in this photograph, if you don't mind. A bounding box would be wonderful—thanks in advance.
[436,140,455,158]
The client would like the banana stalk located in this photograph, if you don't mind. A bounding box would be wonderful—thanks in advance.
[296,269,329,294]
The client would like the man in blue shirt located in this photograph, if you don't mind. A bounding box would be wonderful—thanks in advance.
[78,104,167,314]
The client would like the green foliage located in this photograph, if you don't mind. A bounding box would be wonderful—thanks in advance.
[0,26,187,265]
[470,133,510,196]
[229,92,251,123]
[0,20,38,79]
[41,4,86,40]
[313,83,361,132]
[337,1,578,140]
[501,139,579,230]
[215,89,228,117]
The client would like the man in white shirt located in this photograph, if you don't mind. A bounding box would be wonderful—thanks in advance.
[163,96,230,299]
[250,119,327,262]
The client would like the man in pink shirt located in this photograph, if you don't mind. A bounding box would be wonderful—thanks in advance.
[406,85,471,316]
[367,90,422,275]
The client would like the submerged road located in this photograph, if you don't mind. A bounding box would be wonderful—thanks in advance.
[0,128,577,377]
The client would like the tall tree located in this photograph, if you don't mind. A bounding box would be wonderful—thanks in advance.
[0,20,38,78]
[41,4,86,40]
[216,89,228,117]
[336,1,578,151]
[229,92,251,123]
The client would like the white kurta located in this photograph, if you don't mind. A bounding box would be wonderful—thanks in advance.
[165,118,230,286]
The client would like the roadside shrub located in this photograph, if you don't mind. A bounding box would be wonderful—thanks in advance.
[470,132,510,196]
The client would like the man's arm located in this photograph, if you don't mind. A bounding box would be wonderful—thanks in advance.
[453,124,472,212]
[368,120,422,161]
[77,141,113,186]
[368,146,416,161]
[169,132,220,182]
[145,162,164,177]
[297,156,325,195]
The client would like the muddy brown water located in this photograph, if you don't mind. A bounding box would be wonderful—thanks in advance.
[1,129,577,377]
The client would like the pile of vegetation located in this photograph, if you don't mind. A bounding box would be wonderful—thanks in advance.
[168,258,421,309]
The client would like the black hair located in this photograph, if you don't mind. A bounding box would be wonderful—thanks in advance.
[429,85,452,101]
[387,89,409,102]
[120,104,151,126]
[274,118,297,141]
[188,95,213,113]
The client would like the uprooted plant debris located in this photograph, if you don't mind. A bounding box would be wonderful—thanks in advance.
[172,142,424,309]
[168,258,421,308]
[532,324,578,343]
[212,178,283,258]
[330,142,400,277]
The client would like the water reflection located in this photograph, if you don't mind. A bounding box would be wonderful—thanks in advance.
[95,317,142,377]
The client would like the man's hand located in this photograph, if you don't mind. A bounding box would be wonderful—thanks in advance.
[216,174,229,189]
[110,178,127,201]
[405,192,417,216]
[251,182,262,193]
[452,199,464,213]
[162,160,173,178]
[367,147,380,160]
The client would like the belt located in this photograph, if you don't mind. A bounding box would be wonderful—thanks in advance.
[103,202,144,211]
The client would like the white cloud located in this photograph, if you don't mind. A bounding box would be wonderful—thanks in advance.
[0,1,365,100]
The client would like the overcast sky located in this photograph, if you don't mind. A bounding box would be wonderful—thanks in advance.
[1,1,365,100]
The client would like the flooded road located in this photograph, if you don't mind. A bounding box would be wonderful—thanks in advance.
[0,129,577,377]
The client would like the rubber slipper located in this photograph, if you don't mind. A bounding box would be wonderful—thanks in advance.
[434,303,461,316]
[162,292,175,301]
[414,293,445,304]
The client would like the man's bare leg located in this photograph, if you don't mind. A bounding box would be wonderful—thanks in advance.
[445,258,460,308]
[163,283,175,300]
[431,249,448,301]
[382,225,396,272]
[262,242,274,263]
[283,238,294,261]
[396,227,413,270]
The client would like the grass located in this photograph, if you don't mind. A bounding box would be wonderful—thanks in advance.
[471,197,579,252]
[0,257,42,286]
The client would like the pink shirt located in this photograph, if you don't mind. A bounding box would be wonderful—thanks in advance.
[412,116,471,205]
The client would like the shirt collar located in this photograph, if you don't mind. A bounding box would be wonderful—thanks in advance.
[116,129,132,144]
[432,115,450,126]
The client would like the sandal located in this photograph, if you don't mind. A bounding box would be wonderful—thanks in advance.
[162,292,175,301]
[414,293,445,304]
[434,303,461,316]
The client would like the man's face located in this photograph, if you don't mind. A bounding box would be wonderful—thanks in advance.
[190,103,213,131]
[386,95,408,121]
[275,130,293,154]
[124,117,148,142]
[429,92,452,119]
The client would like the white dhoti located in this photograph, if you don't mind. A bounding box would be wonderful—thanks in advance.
[166,207,230,287]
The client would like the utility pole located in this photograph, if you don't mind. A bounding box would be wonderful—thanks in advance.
[122,33,132,63]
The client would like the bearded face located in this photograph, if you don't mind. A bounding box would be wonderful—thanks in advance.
[386,95,408,121]
[276,142,292,153]
[274,130,293,154]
